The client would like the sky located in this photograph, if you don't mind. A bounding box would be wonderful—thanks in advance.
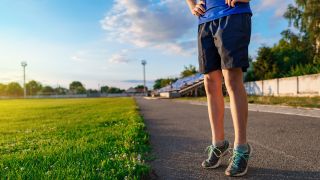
[0,0,294,90]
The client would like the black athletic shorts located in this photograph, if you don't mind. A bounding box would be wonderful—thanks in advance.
[198,13,251,74]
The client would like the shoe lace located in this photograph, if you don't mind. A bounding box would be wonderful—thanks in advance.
[228,148,249,169]
[205,145,223,158]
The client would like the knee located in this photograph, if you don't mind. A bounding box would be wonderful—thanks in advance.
[224,76,243,92]
[204,76,222,95]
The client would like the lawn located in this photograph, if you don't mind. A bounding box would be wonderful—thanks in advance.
[0,97,150,179]
[177,96,320,108]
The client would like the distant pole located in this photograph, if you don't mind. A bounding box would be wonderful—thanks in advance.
[21,61,27,98]
[141,60,147,96]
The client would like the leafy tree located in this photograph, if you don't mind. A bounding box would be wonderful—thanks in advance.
[134,85,144,89]
[284,0,320,63]
[108,87,124,93]
[0,83,7,96]
[41,86,55,95]
[87,89,99,94]
[69,81,86,94]
[153,79,164,90]
[153,78,178,89]
[100,85,109,93]
[54,87,68,95]
[6,82,23,96]
[252,46,278,80]
[26,80,42,96]
[134,85,148,91]
[180,64,198,78]
[245,1,320,81]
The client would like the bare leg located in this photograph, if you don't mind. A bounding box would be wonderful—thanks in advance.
[222,68,248,146]
[204,70,225,144]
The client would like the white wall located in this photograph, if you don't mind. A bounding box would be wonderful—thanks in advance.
[245,80,263,96]
[298,74,320,95]
[263,79,278,96]
[278,76,298,96]
[244,73,320,96]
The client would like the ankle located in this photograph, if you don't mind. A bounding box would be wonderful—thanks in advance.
[234,143,249,152]
[212,140,226,147]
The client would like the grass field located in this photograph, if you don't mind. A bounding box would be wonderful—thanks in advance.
[177,95,320,108]
[0,98,150,179]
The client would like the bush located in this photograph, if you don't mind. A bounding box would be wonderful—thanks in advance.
[287,63,320,77]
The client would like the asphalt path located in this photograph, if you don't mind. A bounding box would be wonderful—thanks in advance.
[136,97,320,180]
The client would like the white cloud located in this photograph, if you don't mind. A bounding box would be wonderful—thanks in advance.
[100,0,196,55]
[253,0,294,18]
[108,53,130,64]
[71,55,84,62]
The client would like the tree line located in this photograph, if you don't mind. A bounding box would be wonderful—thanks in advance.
[245,0,320,81]
[0,80,125,97]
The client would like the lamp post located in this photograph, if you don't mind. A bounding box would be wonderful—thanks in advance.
[21,61,27,98]
[141,60,147,96]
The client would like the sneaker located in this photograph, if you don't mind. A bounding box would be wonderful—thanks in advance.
[201,140,229,169]
[225,144,252,177]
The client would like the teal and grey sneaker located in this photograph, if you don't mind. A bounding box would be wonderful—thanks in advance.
[201,140,229,169]
[225,144,252,177]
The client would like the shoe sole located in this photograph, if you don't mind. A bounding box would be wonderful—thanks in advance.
[225,144,253,177]
[202,149,229,169]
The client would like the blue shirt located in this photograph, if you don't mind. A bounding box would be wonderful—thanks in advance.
[199,0,252,24]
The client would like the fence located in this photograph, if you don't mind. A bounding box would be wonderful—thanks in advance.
[244,73,320,96]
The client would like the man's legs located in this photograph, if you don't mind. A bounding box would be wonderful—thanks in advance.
[221,68,248,146]
[203,70,225,144]
[202,69,230,169]
[222,68,251,176]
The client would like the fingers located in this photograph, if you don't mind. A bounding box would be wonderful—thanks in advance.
[192,11,201,17]
[231,0,237,7]
[193,6,204,16]
[196,3,205,13]
[192,1,206,17]
[226,0,232,7]
[228,0,250,7]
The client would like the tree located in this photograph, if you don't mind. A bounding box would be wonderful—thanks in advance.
[6,82,23,96]
[26,80,42,96]
[153,78,178,89]
[101,85,109,93]
[69,81,86,94]
[252,46,278,80]
[108,87,124,93]
[284,0,320,63]
[180,64,198,78]
[87,89,99,94]
[247,25,319,81]
[54,87,68,95]
[0,83,6,96]
[134,85,148,91]
[41,86,54,95]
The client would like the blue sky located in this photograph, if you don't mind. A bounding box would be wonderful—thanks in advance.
[0,0,294,89]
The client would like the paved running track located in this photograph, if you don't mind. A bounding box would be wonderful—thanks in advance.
[136,97,320,180]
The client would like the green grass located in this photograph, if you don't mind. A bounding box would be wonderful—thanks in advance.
[177,96,320,108]
[0,98,150,179]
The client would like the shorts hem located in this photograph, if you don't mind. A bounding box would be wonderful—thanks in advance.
[200,65,249,74]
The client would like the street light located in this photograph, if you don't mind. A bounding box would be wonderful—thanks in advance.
[21,61,27,98]
[141,60,147,96]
